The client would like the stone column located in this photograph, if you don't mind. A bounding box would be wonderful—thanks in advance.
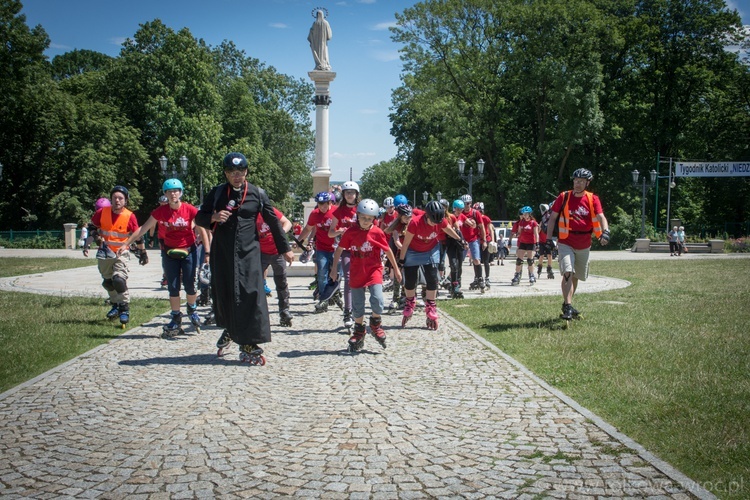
[63,223,78,249]
[308,70,336,208]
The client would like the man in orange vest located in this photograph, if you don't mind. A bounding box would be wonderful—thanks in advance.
[545,168,610,321]
[85,185,147,326]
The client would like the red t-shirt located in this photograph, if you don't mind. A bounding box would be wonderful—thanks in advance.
[406,214,448,252]
[482,215,493,242]
[382,210,398,228]
[458,209,482,242]
[150,203,198,249]
[551,191,604,250]
[337,224,390,288]
[306,208,336,252]
[257,208,285,255]
[332,204,358,232]
[513,218,539,245]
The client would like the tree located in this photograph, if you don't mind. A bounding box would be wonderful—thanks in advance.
[51,49,112,80]
[359,158,412,204]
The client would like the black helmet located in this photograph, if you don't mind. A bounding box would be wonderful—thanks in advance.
[396,204,413,217]
[425,200,445,224]
[110,185,129,200]
[223,152,248,170]
[572,168,593,180]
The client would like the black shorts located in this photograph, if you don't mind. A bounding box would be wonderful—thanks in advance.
[518,242,535,251]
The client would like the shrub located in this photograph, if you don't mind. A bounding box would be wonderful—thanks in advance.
[726,238,750,253]
[0,233,65,249]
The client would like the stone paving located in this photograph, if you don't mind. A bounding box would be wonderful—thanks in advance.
[0,249,725,499]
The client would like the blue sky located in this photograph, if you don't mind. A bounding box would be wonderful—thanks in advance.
[20,0,750,182]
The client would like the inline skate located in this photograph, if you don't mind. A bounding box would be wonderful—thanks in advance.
[451,282,464,299]
[161,311,183,338]
[484,278,491,289]
[348,323,366,353]
[186,303,201,333]
[197,288,210,306]
[401,296,416,327]
[118,303,129,329]
[547,266,555,279]
[369,316,387,349]
[160,275,167,289]
[280,309,293,327]
[239,344,265,365]
[469,278,482,291]
[216,329,232,356]
[537,265,543,279]
[529,272,537,285]
[511,272,521,286]
[425,299,438,330]
[263,279,272,297]
[559,303,583,329]
[343,308,354,332]
[203,310,215,325]
[308,279,318,290]
[106,302,120,320]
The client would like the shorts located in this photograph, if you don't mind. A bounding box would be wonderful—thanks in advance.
[518,242,535,252]
[467,239,481,260]
[557,243,590,281]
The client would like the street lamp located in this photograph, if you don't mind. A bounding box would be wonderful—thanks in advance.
[159,155,188,179]
[422,191,429,204]
[436,191,442,201]
[458,158,485,197]
[632,169,658,238]
[0,162,3,181]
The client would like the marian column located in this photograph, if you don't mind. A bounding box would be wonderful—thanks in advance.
[304,9,336,223]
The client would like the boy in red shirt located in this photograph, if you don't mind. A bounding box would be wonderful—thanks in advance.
[330,199,401,353]
[257,207,293,327]
[298,191,338,312]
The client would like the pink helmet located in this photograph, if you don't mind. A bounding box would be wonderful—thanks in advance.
[95,197,111,210]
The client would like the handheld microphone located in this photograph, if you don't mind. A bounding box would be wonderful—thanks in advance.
[220,200,236,224]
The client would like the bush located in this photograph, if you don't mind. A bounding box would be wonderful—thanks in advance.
[0,233,65,249]
[726,238,750,253]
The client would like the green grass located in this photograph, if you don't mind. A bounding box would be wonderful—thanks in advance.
[442,259,750,499]
[0,258,166,393]
[0,256,96,278]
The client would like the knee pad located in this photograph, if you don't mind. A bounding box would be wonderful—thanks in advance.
[516,258,524,266]
[102,278,115,292]
[527,258,534,266]
[563,272,572,282]
[112,275,128,294]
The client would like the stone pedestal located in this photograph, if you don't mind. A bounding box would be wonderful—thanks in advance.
[634,238,651,253]
[63,223,78,249]
[709,239,724,253]
[302,201,317,230]
[308,70,336,199]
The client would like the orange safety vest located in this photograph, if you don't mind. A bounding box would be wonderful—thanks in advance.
[98,207,133,251]
[557,190,602,240]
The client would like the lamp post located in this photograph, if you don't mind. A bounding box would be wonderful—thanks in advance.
[632,169,658,238]
[422,191,429,204]
[159,155,188,179]
[458,158,485,198]
[436,191,442,201]
[0,162,3,181]
[653,155,677,233]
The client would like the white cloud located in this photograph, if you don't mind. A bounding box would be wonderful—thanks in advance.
[109,37,127,47]
[332,152,377,159]
[372,21,396,31]
[358,0,376,4]
[50,42,71,50]
[269,23,287,29]
[370,50,400,62]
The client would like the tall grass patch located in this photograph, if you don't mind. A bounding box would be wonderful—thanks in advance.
[442,259,750,499]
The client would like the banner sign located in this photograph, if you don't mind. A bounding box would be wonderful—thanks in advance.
[675,161,750,177]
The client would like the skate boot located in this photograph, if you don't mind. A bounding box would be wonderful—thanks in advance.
[308,279,318,290]
[529,273,537,285]
[216,329,232,356]
[511,272,521,286]
[160,275,167,289]
[348,323,366,353]
[387,300,399,314]
[484,278,491,289]
[118,303,129,329]
[451,282,464,299]
[537,265,543,278]
[569,304,582,319]
[264,279,272,297]
[479,277,486,293]
[469,278,481,291]
[343,308,354,333]
[369,316,387,349]
[560,303,574,326]
[239,344,265,365]
[547,266,555,279]
[203,310,215,325]
[401,296,416,327]
[186,303,201,333]
[280,309,293,327]
[106,303,120,320]
[425,299,438,330]
[161,311,183,338]
[329,290,344,310]
[197,288,210,306]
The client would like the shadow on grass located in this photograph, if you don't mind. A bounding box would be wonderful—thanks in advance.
[479,318,572,332]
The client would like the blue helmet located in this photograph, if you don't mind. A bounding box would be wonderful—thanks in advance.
[315,191,333,203]
[521,205,533,214]
[452,199,465,210]
[162,178,184,192]
[393,194,408,207]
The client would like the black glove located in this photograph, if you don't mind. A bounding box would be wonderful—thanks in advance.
[139,250,149,266]
[398,258,405,268]
[599,229,611,245]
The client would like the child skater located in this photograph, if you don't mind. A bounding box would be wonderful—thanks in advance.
[330,199,401,353]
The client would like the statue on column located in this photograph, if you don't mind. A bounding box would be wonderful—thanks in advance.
[308,8,332,71]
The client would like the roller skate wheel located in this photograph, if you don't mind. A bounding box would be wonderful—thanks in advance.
[194,327,201,334]
[121,323,125,329]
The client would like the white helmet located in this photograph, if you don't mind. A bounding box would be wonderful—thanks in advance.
[357,199,379,216]
[341,181,359,193]
[460,194,472,204]
[539,203,549,214]
[383,196,394,207]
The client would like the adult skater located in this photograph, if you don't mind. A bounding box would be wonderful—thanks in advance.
[120,178,208,338]
[195,153,293,364]
[258,207,294,327]
[84,185,147,327]
[330,199,401,352]
[328,180,360,330]
[399,200,465,330]
[545,168,610,320]
[510,206,540,285]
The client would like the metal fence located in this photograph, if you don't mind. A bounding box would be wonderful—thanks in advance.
[0,230,65,242]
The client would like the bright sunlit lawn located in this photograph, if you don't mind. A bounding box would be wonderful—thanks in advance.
[441,258,750,499]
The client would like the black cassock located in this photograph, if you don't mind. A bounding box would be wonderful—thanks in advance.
[196,182,290,345]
